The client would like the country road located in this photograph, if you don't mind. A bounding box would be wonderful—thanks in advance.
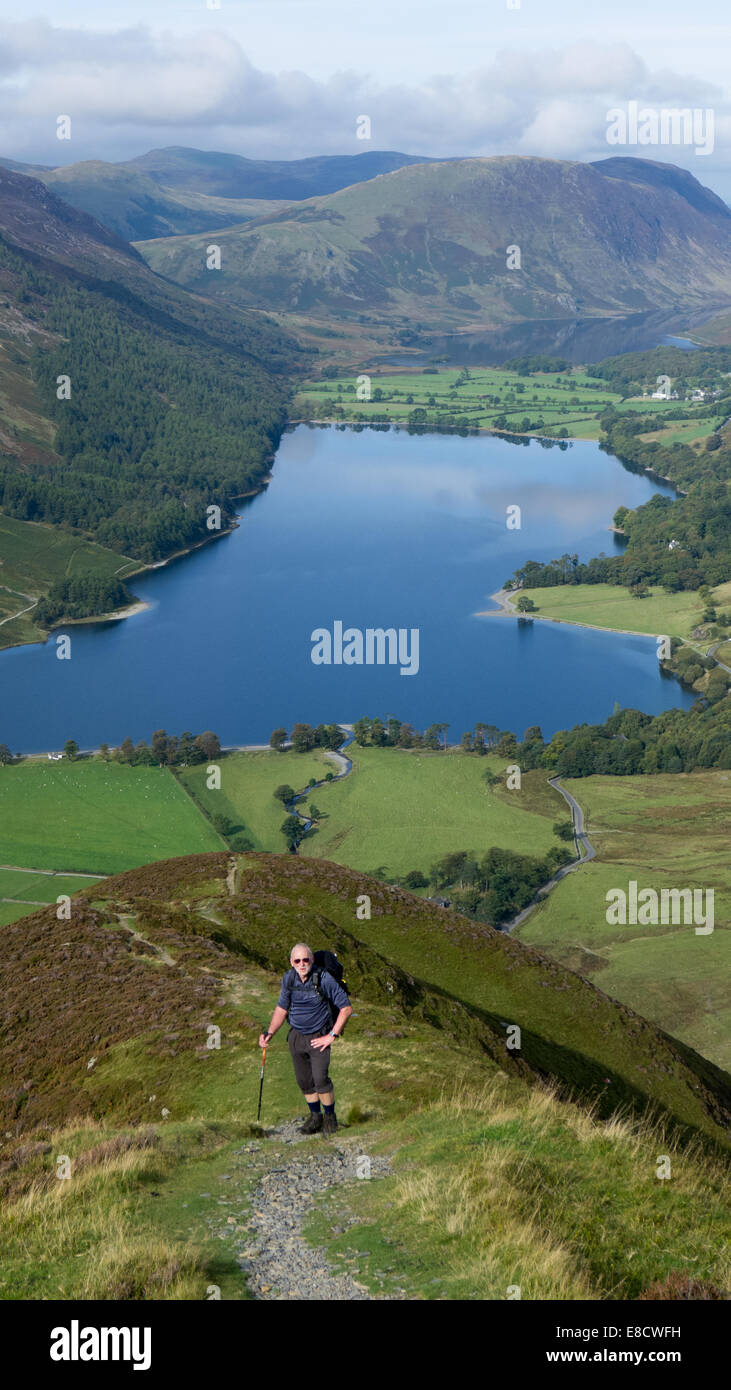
[708,640,731,676]
[549,776,596,864]
[504,776,595,933]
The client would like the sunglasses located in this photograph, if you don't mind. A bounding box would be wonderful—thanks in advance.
[292,957,312,965]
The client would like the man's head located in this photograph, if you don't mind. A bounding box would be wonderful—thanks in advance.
[290,943,313,982]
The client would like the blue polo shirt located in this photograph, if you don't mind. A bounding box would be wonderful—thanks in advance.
[278,968,350,1035]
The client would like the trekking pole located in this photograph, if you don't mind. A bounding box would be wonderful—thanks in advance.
[257,1045,267,1122]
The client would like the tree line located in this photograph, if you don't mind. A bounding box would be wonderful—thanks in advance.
[269,723,345,752]
[345,699,731,774]
[35,575,134,626]
[401,844,573,928]
[1,729,223,767]
[510,444,730,597]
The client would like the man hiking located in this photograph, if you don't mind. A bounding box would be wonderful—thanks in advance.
[259,943,352,1135]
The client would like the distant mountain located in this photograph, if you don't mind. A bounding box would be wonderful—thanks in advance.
[137,155,731,337]
[0,156,54,175]
[32,161,291,241]
[0,149,439,243]
[124,146,440,200]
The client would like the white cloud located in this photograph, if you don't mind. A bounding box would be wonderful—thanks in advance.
[0,21,728,194]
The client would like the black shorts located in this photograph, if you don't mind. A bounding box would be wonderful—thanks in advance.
[288,1027,333,1094]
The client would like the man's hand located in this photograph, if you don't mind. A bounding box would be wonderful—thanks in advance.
[258,1032,271,1049]
[310,1033,332,1052]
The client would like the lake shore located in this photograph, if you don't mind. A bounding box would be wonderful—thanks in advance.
[477,588,661,640]
[57,599,151,627]
[2,521,244,654]
[49,479,276,633]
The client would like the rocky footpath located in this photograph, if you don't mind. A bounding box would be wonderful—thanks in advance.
[204,1119,399,1300]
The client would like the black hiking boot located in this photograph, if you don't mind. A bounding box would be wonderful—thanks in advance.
[298,1112,323,1135]
[322,1112,338,1136]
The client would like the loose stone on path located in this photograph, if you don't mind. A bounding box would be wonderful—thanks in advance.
[234,1120,394,1301]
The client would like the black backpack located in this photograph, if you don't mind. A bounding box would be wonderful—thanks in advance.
[284,950,349,1033]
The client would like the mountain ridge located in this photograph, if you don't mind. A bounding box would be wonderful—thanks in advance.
[3,851,727,1148]
[135,154,731,338]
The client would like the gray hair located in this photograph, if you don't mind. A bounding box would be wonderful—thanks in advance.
[290,942,313,964]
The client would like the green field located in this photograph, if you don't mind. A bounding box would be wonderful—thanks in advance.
[0,761,224,874]
[0,745,569,899]
[295,365,718,443]
[0,510,138,650]
[177,748,337,850]
[513,582,720,642]
[0,867,104,925]
[299,746,564,877]
[517,771,731,1069]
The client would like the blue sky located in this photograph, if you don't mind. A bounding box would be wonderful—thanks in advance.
[1,1,729,196]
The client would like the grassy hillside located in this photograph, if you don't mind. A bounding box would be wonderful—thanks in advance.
[0,867,104,920]
[3,753,726,1074]
[517,772,731,1069]
[1,851,728,1300]
[178,745,566,874]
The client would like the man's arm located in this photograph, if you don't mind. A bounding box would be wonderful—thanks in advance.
[310,1001,352,1050]
[326,973,352,1036]
[330,1004,352,1038]
[258,1004,288,1049]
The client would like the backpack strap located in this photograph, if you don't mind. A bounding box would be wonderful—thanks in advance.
[282,967,296,1016]
[312,970,337,1026]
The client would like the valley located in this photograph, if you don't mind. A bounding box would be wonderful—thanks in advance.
[0,141,729,1310]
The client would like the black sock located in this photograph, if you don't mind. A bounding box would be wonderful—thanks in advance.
[307,1100,321,1114]
[323,1102,335,1115]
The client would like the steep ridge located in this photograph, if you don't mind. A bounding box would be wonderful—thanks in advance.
[0,165,300,368]
[2,849,729,1301]
[0,168,304,608]
[13,163,293,242]
[2,852,728,1148]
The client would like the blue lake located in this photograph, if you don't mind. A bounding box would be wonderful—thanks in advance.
[1,425,694,752]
